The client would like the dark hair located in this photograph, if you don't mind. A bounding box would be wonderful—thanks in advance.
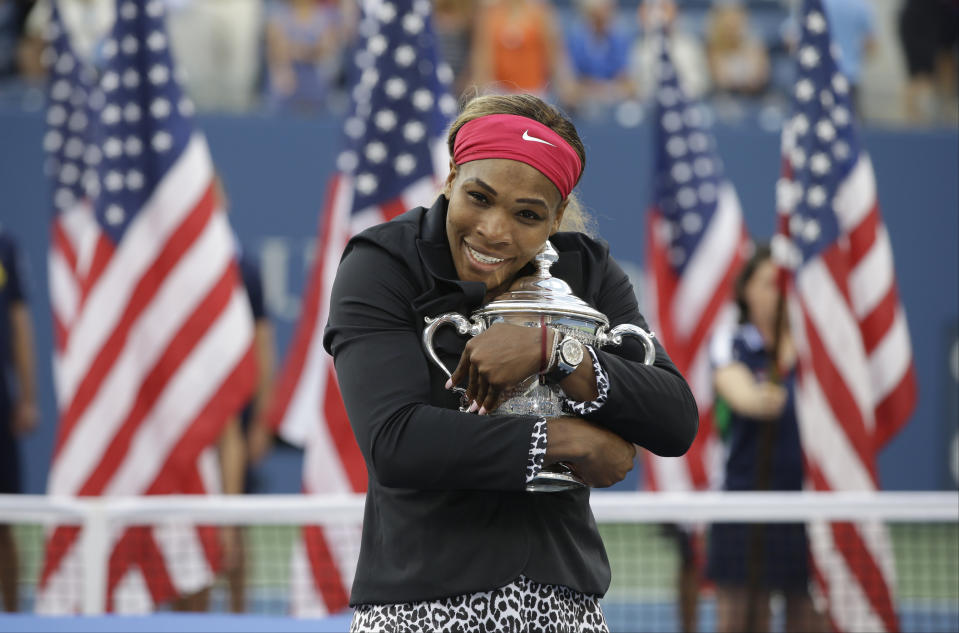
[446,93,593,233]
[734,242,772,324]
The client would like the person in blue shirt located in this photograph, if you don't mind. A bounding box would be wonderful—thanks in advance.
[564,0,637,113]
[211,174,279,613]
[822,0,875,113]
[705,244,826,633]
[0,227,38,612]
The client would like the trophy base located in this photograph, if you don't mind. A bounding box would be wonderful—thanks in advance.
[525,464,587,493]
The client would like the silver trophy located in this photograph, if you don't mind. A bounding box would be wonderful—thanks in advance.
[422,241,656,492]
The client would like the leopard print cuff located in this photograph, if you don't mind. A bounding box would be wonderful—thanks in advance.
[525,417,548,485]
[564,346,609,416]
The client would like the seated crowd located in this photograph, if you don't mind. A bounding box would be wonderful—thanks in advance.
[0,1,955,123]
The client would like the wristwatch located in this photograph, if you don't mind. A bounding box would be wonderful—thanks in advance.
[547,334,585,382]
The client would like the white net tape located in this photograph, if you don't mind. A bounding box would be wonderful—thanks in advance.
[1,491,956,632]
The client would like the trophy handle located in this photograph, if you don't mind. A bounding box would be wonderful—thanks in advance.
[422,313,486,395]
[597,324,657,365]
[526,462,587,493]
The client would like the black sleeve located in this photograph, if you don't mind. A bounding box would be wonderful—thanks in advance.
[323,242,537,491]
[584,251,699,457]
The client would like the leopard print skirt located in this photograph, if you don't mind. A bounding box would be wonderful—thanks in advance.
[350,575,609,632]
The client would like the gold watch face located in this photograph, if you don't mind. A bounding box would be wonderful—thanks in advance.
[561,338,584,367]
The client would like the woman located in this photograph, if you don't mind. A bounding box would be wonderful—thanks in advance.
[264,0,349,114]
[469,0,575,104]
[564,0,637,110]
[706,245,824,633]
[324,93,698,632]
[704,1,770,97]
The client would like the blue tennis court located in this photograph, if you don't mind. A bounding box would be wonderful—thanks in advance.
[3,595,957,633]
[3,601,957,633]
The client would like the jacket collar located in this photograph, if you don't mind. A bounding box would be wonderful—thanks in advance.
[416,195,461,282]
[413,196,487,315]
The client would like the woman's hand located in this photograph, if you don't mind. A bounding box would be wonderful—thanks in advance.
[752,382,788,421]
[714,363,788,421]
[545,416,636,488]
[448,323,546,413]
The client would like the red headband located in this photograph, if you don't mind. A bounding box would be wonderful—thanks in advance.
[452,114,582,199]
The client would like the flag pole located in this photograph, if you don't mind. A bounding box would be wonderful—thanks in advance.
[743,271,787,632]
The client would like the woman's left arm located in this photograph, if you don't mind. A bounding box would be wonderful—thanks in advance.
[578,253,698,456]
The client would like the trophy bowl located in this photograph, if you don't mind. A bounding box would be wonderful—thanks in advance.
[422,241,656,492]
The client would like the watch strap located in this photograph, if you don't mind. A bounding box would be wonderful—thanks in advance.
[546,334,582,382]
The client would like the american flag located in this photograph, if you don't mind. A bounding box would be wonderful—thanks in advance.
[773,1,918,630]
[38,0,255,613]
[644,33,748,494]
[266,0,455,615]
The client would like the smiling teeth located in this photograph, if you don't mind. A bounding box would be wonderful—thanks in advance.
[467,245,504,264]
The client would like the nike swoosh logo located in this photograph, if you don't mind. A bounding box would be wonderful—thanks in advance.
[522,130,556,146]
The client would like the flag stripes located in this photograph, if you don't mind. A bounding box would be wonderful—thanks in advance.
[774,2,917,629]
[38,0,255,612]
[644,33,748,494]
[265,0,455,613]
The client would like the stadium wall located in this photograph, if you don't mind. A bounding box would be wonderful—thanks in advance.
[1,110,956,493]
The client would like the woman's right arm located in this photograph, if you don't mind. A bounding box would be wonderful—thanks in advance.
[713,362,787,421]
[545,416,636,488]
[323,242,541,491]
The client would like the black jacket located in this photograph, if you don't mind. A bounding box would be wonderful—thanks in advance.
[323,196,698,605]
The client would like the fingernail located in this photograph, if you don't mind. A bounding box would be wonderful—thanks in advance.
[469,401,478,413]
[478,406,487,415]
[445,378,452,390]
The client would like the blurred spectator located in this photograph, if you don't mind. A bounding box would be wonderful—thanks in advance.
[706,244,826,633]
[171,173,278,612]
[822,0,876,86]
[172,413,246,612]
[564,0,636,113]
[705,1,770,97]
[215,176,278,613]
[662,523,702,633]
[237,252,277,476]
[263,0,349,116]
[224,246,278,613]
[0,226,39,612]
[469,0,574,103]
[433,0,476,100]
[0,0,34,78]
[216,416,246,612]
[19,0,113,79]
[629,0,710,101]
[898,0,958,125]
[165,0,263,112]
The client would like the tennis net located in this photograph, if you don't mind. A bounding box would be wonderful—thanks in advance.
[0,491,955,632]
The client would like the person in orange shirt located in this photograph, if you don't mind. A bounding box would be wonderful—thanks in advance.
[470,0,574,104]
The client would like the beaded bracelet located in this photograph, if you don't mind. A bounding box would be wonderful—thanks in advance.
[539,328,562,379]
[538,316,548,374]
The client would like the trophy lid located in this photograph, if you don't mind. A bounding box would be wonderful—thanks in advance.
[473,241,609,326]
